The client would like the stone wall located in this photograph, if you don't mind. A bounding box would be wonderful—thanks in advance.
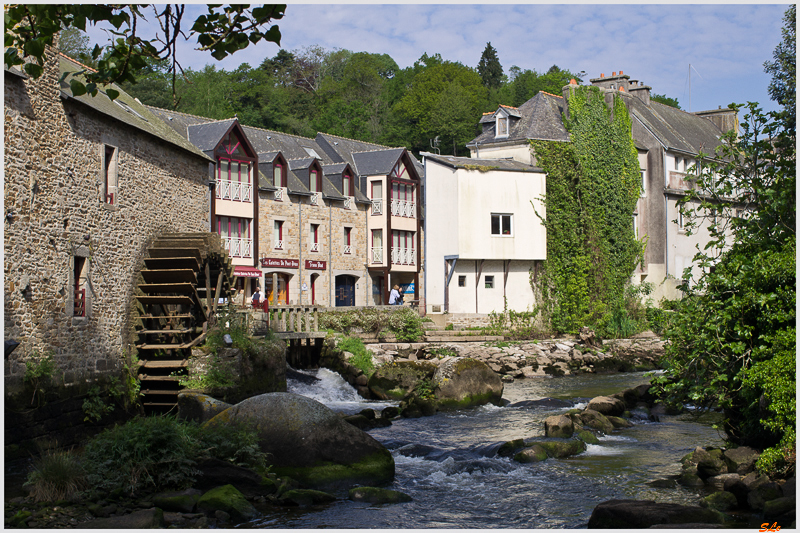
[257,190,372,307]
[3,48,210,399]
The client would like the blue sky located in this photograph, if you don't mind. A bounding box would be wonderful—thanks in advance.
[86,3,790,114]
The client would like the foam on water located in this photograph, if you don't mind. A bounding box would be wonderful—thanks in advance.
[287,367,396,414]
[583,443,626,456]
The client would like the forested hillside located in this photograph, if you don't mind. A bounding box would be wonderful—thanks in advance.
[61,33,587,156]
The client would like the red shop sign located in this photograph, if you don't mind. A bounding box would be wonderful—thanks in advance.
[305,260,327,270]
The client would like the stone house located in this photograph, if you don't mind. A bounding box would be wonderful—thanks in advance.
[465,71,737,305]
[148,107,424,307]
[4,50,213,400]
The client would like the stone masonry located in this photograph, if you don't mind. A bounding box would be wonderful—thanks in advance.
[4,49,211,398]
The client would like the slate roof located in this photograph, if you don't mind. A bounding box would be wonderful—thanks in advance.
[59,56,212,162]
[625,95,725,155]
[187,118,238,152]
[351,148,407,176]
[470,92,569,146]
[421,152,544,173]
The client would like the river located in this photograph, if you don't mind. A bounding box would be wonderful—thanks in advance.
[246,368,725,529]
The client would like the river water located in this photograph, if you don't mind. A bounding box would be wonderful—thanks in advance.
[247,368,725,529]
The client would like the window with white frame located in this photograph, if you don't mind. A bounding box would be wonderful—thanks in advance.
[371,229,383,263]
[496,115,509,137]
[217,157,252,202]
[343,227,352,254]
[274,220,284,249]
[370,181,383,215]
[218,216,252,258]
[390,182,416,218]
[640,168,646,197]
[674,156,681,171]
[391,230,416,265]
[491,213,513,236]
[310,223,319,252]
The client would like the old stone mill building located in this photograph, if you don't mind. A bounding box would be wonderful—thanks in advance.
[3,45,424,437]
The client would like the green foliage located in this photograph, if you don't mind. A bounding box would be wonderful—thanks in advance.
[532,86,644,334]
[23,351,58,407]
[496,65,582,108]
[427,346,458,359]
[651,93,681,109]
[24,448,87,503]
[177,355,237,390]
[485,307,549,340]
[654,97,795,476]
[477,42,503,89]
[82,385,115,422]
[444,323,454,331]
[337,336,375,377]
[4,5,285,101]
[82,415,267,495]
[414,378,435,401]
[763,4,796,127]
[318,307,425,342]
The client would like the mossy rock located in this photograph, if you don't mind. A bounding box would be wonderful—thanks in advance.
[514,444,548,463]
[701,491,738,511]
[531,439,587,458]
[579,409,614,433]
[576,429,600,445]
[368,361,437,401]
[348,486,412,504]
[196,484,257,522]
[152,489,202,513]
[607,415,633,428]
[432,358,504,410]
[10,510,32,527]
[677,471,705,487]
[271,450,395,491]
[279,489,337,506]
[497,439,526,458]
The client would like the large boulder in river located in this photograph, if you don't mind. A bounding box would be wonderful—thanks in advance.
[432,358,503,410]
[368,361,437,400]
[544,415,574,438]
[587,499,725,528]
[205,393,394,490]
[586,395,626,417]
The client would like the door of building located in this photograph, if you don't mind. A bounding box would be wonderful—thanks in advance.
[335,275,356,307]
[265,274,289,305]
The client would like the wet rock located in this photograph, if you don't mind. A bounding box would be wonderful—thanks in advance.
[747,482,783,511]
[587,499,725,529]
[177,392,232,423]
[348,487,412,504]
[763,496,796,521]
[367,361,437,400]
[195,458,276,498]
[206,393,394,490]
[722,446,759,475]
[152,489,202,513]
[514,444,549,463]
[579,409,614,434]
[705,473,741,492]
[530,439,586,458]
[576,429,600,445]
[607,416,633,428]
[278,489,337,507]
[701,491,738,511]
[432,358,503,410]
[587,396,626,417]
[544,415,574,438]
[82,508,165,529]
[196,485,257,522]
[693,447,728,479]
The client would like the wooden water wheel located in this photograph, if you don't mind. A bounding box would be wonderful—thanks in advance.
[134,232,235,414]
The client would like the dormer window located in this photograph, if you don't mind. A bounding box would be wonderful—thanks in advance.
[342,172,353,196]
[310,169,321,193]
[496,115,509,138]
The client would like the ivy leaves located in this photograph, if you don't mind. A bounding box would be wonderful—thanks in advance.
[532,86,642,334]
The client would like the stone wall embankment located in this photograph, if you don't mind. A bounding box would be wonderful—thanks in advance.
[365,336,665,380]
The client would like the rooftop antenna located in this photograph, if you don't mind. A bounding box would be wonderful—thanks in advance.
[430,135,440,155]
[684,64,704,112]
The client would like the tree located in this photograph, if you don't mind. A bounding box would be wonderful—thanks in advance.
[651,93,681,109]
[477,42,503,89]
[57,26,96,68]
[4,4,285,100]
[764,4,796,128]
[652,102,795,477]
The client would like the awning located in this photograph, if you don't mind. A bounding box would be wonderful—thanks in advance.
[234,266,262,278]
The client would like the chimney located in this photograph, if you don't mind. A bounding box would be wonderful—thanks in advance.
[694,107,739,133]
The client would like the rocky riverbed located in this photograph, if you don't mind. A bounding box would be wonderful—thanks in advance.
[365,333,665,380]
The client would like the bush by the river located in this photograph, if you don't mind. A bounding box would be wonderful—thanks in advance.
[318,307,425,341]
[76,415,267,496]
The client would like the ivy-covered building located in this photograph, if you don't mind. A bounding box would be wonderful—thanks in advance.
[458,71,736,308]
[148,107,424,307]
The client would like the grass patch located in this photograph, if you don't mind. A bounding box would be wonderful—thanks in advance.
[24,447,87,502]
[338,336,375,377]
